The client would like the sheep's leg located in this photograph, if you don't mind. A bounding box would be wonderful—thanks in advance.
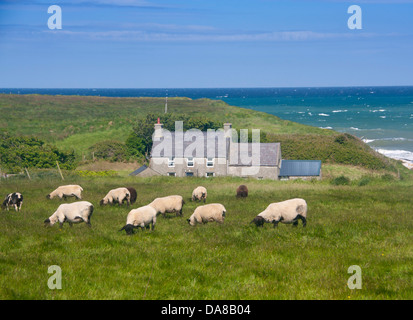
[297,215,307,227]
[14,204,18,212]
[272,217,283,228]
[69,222,73,227]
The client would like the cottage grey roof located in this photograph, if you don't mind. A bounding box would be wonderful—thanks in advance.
[129,165,148,176]
[151,131,229,158]
[228,143,280,167]
[150,130,281,167]
[279,160,321,177]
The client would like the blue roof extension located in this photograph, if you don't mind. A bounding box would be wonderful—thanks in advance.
[279,160,321,177]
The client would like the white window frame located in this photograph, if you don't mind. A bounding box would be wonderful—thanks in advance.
[206,172,215,178]
[168,172,176,177]
[168,157,175,167]
[206,157,214,168]
[187,157,194,167]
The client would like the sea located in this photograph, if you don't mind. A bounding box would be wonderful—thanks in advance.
[2,86,413,165]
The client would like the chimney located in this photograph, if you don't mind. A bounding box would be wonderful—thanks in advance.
[224,123,232,139]
[154,118,163,139]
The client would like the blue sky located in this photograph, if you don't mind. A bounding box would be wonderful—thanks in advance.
[0,0,412,88]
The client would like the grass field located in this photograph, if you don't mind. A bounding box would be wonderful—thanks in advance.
[1,175,412,300]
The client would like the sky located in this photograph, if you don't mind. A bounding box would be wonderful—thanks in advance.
[0,0,412,88]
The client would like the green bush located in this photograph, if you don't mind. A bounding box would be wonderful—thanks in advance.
[381,173,395,182]
[331,175,351,186]
[88,141,130,162]
[0,132,76,173]
[358,176,371,186]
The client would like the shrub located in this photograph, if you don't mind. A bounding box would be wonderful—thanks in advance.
[331,175,351,186]
[0,132,76,173]
[88,141,130,162]
[358,176,371,186]
[381,173,395,182]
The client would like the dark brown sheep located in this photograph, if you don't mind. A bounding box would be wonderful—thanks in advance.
[126,187,137,204]
[236,185,248,198]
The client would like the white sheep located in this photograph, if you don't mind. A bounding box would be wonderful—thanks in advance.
[44,201,94,228]
[46,185,83,200]
[120,205,157,235]
[187,203,226,226]
[192,186,207,203]
[100,187,131,206]
[148,195,185,217]
[251,198,307,228]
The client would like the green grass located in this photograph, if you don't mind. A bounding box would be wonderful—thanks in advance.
[1,175,412,299]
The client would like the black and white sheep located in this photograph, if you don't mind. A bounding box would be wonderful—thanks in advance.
[251,198,307,228]
[44,201,94,228]
[46,185,83,200]
[2,193,23,212]
[120,205,157,235]
[148,195,185,217]
[192,186,207,203]
[100,187,131,206]
[187,203,226,226]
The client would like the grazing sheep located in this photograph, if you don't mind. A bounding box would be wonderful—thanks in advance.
[100,187,131,206]
[120,205,157,235]
[2,193,23,212]
[236,185,248,198]
[126,187,137,204]
[251,198,307,228]
[46,185,83,200]
[148,195,185,217]
[44,201,94,228]
[192,186,207,203]
[187,203,226,226]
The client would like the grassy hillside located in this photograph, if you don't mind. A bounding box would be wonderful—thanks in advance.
[0,93,407,176]
[1,175,412,299]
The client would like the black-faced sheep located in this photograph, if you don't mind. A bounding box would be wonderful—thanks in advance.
[187,203,226,226]
[192,186,207,203]
[2,193,23,212]
[251,198,307,228]
[149,195,185,217]
[100,187,131,206]
[46,185,83,200]
[236,185,248,198]
[44,201,94,228]
[126,187,137,204]
[120,205,157,235]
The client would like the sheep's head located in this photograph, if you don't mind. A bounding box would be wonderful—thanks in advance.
[46,194,51,199]
[100,199,108,206]
[187,218,196,226]
[120,224,134,235]
[251,216,265,227]
[44,218,53,227]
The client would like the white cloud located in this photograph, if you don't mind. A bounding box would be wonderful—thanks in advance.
[42,29,395,42]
